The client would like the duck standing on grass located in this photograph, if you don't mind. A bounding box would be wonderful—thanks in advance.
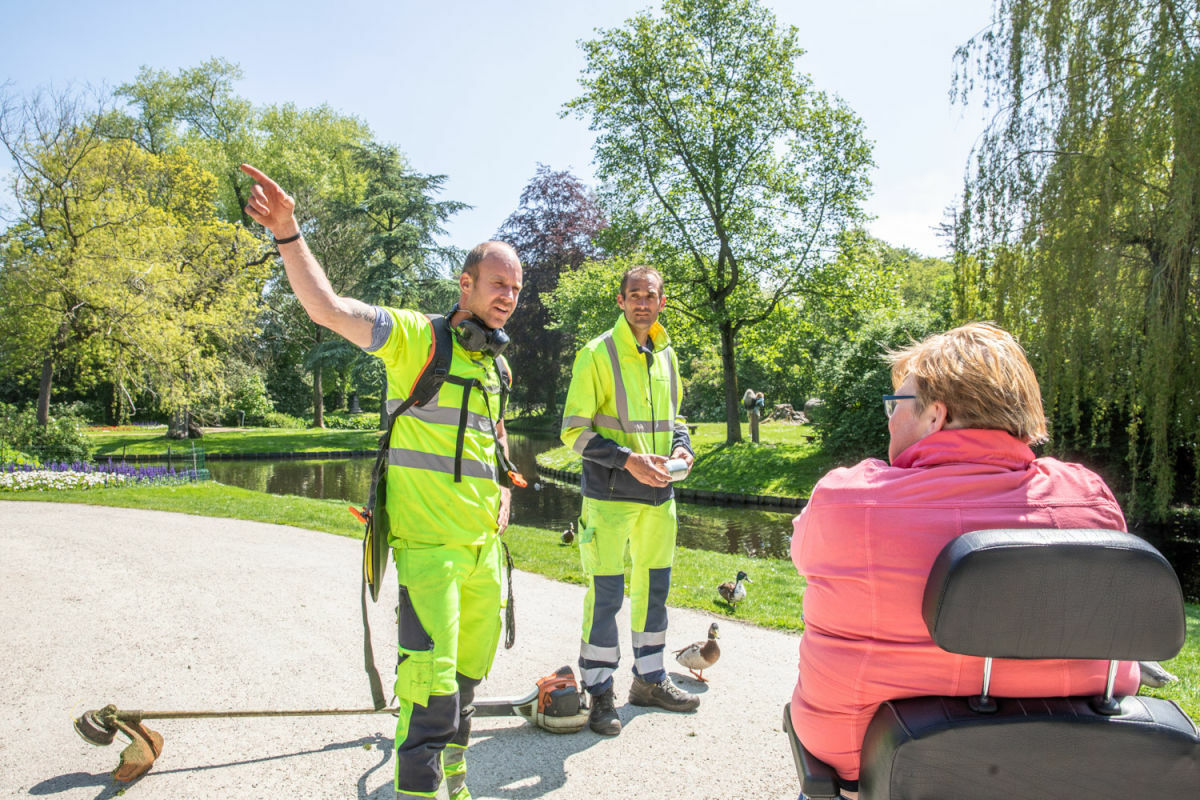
[675,622,720,681]
[718,570,751,609]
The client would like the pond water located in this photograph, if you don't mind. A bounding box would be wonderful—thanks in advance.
[204,434,795,559]
[200,433,1199,600]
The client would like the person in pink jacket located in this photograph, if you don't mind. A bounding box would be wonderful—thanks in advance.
[789,322,1140,793]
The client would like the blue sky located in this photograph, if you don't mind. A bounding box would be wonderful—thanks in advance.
[0,0,995,258]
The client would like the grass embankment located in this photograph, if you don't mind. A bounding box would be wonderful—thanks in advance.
[87,426,380,457]
[4,482,1197,719]
[539,420,839,498]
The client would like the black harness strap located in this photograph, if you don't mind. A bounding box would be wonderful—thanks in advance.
[502,540,515,649]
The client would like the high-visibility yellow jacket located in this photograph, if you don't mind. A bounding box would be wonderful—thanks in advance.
[561,315,692,505]
[366,307,508,546]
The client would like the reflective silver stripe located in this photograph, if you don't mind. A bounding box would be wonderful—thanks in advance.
[387,395,495,434]
[581,641,621,662]
[444,745,466,797]
[594,412,621,429]
[592,414,670,434]
[405,402,495,434]
[667,349,679,421]
[388,448,497,481]
[572,430,598,455]
[581,665,613,686]
[634,652,664,674]
[602,334,629,432]
[632,630,667,648]
[563,415,593,429]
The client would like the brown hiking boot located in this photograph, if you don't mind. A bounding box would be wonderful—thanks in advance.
[628,675,700,712]
[587,688,622,735]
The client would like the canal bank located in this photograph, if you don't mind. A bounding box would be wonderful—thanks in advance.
[85,432,1200,600]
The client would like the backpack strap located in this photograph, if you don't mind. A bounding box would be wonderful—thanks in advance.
[494,355,512,421]
[392,314,453,418]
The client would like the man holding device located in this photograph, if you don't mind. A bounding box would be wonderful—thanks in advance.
[560,265,697,736]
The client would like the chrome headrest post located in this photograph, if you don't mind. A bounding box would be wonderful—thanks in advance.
[1089,660,1122,716]
[969,656,997,713]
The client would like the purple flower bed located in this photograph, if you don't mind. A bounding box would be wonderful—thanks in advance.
[2,459,202,482]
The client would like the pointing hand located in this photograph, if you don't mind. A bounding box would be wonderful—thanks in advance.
[240,163,299,239]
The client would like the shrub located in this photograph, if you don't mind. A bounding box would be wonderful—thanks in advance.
[0,442,37,466]
[51,399,106,424]
[224,369,275,425]
[0,402,93,463]
[815,309,939,464]
[261,410,307,429]
[324,412,382,431]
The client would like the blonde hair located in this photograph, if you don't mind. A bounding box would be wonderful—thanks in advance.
[888,322,1048,444]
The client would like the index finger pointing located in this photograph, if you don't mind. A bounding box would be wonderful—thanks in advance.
[240,163,278,189]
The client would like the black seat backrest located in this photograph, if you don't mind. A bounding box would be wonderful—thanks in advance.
[857,528,1199,800]
[922,528,1186,660]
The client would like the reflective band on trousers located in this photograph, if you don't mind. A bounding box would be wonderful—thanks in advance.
[632,630,666,647]
[600,333,679,433]
[634,652,664,674]
[443,745,467,798]
[581,641,621,662]
[389,448,498,481]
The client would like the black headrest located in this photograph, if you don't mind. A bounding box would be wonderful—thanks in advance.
[922,529,1186,660]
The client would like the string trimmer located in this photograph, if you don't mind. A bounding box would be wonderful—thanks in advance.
[74,665,589,781]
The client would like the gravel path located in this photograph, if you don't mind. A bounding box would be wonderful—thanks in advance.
[0,501,801,799]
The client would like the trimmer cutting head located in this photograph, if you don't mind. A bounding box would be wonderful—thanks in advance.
[73,705,163,781]
[74,707,117,746]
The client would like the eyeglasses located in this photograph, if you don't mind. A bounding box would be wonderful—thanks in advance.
[882,394,917,419]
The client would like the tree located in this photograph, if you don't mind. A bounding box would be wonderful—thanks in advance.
[495,165,607,417]
[0,88,267,426]
[340,142,466,428]
[115,59,256,222]
[954,0,1200,517]
[567,0,873,443]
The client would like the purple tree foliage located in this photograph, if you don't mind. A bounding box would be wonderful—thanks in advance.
[495,165,608,417]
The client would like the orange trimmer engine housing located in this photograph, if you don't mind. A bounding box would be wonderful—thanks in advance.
[536,666,582,717]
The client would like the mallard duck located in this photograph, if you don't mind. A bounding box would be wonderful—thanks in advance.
[718,570,751,609]
[674,622,720,681]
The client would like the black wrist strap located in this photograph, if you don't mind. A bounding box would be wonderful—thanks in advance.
[273,232,302,245]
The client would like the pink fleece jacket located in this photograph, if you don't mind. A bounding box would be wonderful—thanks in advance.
[789,428,1140,781]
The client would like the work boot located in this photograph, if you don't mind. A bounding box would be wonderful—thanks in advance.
[587,688,622,735]
[628,674,700,712]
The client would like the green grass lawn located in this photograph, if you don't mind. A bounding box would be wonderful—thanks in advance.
[87,426,381,457]
[3,481,1196,720]
[539,420,838,497]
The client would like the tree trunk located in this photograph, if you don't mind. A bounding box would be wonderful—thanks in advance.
[36,354,54,426]
[311,326,325,428]
[312,369,325,428]
[544,340,561,419]
[168,409,188,439]
[720,321,742,444]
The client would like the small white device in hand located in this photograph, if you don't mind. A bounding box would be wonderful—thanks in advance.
[664,458,690,481]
